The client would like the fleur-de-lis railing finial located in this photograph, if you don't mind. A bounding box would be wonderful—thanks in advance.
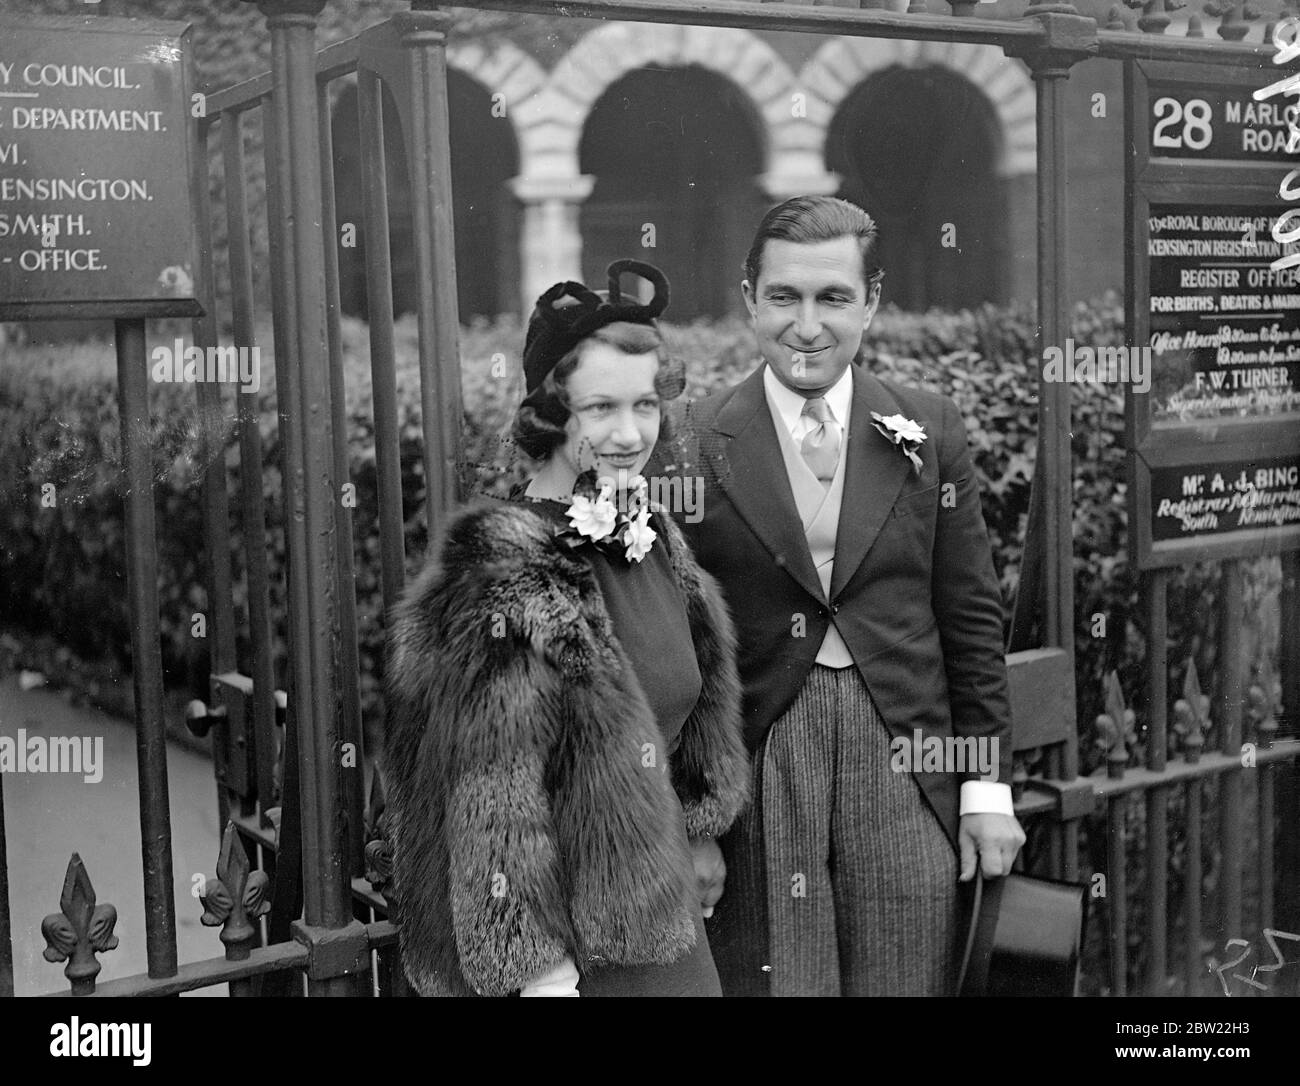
[41,854,119,995]
[364,766,396,909]
[1172,657,1211,764]
[1094,670,1137,779]
[1125,0,1188,34]
[199,822,270,959]
[1247,663,1280,749]
[1203,0,1262,39]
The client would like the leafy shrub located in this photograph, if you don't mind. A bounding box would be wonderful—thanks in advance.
[0,298,1258,768]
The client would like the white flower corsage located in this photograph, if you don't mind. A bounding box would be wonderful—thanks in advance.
[869,411,927,476]
[621,478,658,563]
[558,471,658,563]
[566,482,619,540]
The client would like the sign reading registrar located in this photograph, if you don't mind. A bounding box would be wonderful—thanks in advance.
[0,14,201,320]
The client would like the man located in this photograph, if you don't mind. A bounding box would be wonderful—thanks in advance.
[674,195,1025,996]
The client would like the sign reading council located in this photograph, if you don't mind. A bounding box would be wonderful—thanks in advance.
[0,14,202,320]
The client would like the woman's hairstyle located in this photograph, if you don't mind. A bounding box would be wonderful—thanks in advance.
[743,195,886,293]
[511,320,686,463]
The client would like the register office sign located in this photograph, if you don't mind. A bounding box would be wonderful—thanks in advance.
[0,13,202,320]
[1125,58,1300,569]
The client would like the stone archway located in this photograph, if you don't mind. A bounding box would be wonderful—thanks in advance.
[331,40,538,319]
[444,41,545,317]
[800,37,1036,179]
[578,65,766,319]
[509,24,799,310]
[447,37,548,119]
[519,23,793,183]
[800,37,1036,307]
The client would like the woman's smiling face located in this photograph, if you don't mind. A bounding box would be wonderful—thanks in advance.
[556,339,662,487]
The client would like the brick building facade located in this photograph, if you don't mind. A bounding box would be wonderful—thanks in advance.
[12,0,1228,326]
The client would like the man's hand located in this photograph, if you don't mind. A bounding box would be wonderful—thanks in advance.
[958,813,1025,881]
[689,836,726,917]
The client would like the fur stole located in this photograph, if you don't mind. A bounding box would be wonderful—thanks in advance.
[384,499,748,996]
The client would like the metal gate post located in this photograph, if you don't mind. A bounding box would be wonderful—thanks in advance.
[115,317,180,979]
[1279,553,1300,954]
[1144,569,1169,993]
[316,82,367,878]
[252,0,362,995]
[400,2,467,538]
[1010,5,1096,881]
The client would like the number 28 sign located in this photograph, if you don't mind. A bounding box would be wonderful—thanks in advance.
[1147,77,1297,163]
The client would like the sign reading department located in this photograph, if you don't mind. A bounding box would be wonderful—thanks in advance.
[0,14,201,320]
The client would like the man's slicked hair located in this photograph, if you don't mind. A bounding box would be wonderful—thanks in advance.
[743,195,886,293]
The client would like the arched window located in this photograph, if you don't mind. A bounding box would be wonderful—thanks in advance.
[579,65,765,320]
[826,66,1007,311]
[331,71,519,321]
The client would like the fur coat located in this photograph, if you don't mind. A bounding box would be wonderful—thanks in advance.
[383,499,749,997]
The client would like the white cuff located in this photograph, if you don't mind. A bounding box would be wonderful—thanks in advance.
[519,956,581,997]
[959,780,1014,817]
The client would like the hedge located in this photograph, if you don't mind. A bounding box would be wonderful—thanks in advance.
[0,297,1258,772]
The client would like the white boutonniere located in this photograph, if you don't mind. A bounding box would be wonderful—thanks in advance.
[870,411,927,476]
[558,471,658,563]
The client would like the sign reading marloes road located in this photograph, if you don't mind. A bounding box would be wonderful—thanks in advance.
[1125,57,1300,569]
[0,13,201,320]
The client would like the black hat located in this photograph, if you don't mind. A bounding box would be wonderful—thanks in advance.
[956,872,1089,997]
[522,259,670,393]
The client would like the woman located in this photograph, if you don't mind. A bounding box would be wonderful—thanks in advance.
[384,260,749,997]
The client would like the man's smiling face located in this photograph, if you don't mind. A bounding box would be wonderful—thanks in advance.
[742,235,881,398]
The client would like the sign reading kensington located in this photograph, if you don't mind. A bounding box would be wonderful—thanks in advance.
[0,14,202,320]
[1125,56,1300,569]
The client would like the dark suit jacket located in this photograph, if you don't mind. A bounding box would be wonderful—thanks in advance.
[671,362,1013,849]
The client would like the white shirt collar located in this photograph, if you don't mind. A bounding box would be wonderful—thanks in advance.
[762,362,855,436]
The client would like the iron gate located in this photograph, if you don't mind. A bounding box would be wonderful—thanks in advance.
[3,0,1297,998]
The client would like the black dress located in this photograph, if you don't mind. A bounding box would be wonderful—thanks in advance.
[515,495,722,997]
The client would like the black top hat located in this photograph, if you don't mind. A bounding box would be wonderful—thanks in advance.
[522,259,670,393]
[956,872,1089,997]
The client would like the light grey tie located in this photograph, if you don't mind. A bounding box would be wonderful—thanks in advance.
[800,396,841,488]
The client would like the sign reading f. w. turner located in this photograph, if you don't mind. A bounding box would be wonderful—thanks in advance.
[1125,55,1300,569]
[0,13,202,320]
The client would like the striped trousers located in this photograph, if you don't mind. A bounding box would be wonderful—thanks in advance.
[714,665,958,996]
